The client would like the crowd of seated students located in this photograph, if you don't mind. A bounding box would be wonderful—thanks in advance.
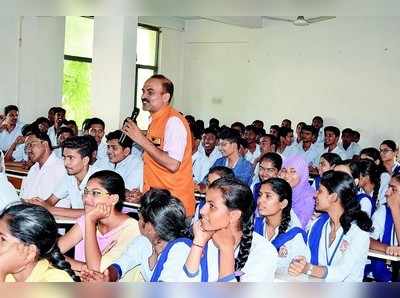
[1,103,400,283]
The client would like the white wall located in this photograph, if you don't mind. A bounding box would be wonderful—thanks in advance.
[179,18,400,147]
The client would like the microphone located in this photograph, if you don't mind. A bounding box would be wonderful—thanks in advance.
[119,107,140,144]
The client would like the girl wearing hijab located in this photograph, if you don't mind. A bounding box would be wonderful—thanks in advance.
[280,155,316,228]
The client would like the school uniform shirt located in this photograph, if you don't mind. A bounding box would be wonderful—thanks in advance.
[377,172,391,206]
[371,205,398,246]
[47,126,58,148]
[212,156,254,186]
[357,189,374,218]
[316,127,325,144]
[392,162,400,176]
[192,147,222,183]
[313,145,347,166]
[104,154,143,191]
[112,235,191,281]
[97,142,108,161]
[281,143,298,158]
[5,259,73,282]
[0,172,20,211]
[20,152,67,202]
[0,121,23,151]
[306,218,370,282]
[74,216,140,272]
[180,232,278,282]
[338,142,361,160]
[257,217,307,269]
[12,143,28,162]
[53,165,100,208]
[292,142,324,166]
[244,144,261,164]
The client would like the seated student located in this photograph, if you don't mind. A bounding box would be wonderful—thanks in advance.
[360,147,390,206]
[339,128,361,160]
[28,136,100,219]
[314,126,347,166]
[380,140,400,176]
[81,189,193,282]
[212,128,253,186]
[58,171,140,273]
[312,152,342,191]
[279,155,315,229]
[0,203,79,282]
[244,125,261,164]
[103,130,143,191]
[252,134,278,179]
[281,119,292,129]
[312,116,324,144]
[276,127,295,158]
[4,123,33,163]
[295,122,306,145]
[254,178,307,269]
[53,126,74,158]
[367,174,400,281]
[184,177,278,282]
[20,129,67,202]
[0,105,24,153]
[292,125,323,166]
[0,151,19,211]
[65,120,79,136]
[269,125,280,139]
[288,171,372,282]
[357,159,380,217]
[192,127,222,185]
[47,107,66,147]
[252,120,264,130]
[33,116,51,134]
[238,137,248,158]
[252,152,282,205]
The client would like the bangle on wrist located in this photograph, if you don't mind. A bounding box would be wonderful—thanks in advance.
[192,242,204,249]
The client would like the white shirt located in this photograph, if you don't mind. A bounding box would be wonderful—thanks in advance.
[314,145,347,166]
[306,219,370,282]
[260,217,307,269]
[357,190,373,218]
[0,122,23,151]
[163,116,187,162]
[339,142,361,160]
[371,205,398,246]
[20,152,67,202]
[192,147,222,183]
[378,172,391,206]
[245,144,261,164]
[0,151,20,210]
[115,235,191,281]
[47,126,58,148]
[104,154,143,191]
[53,165,100,208]
[96,142,108,162]
[180,232,278,282]
[292,142,324,165]
[12,143,28,162]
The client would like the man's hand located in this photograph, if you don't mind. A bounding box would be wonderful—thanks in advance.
[122,119,146,146]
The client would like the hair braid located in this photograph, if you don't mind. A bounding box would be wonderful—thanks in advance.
[235,216,254,272]
[277,207,291,236]
[47,245,81,282]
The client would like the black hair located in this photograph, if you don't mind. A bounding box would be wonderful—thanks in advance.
[360,147,387,175]
[281,119,292,127]
[195,120,205,134]
[185,115,195,126]
[88,170,125,211]
[88,117,105,130]
[209,118,220,129]
[34,117,51,128]
[320,171,372,234]
[320,152,342,167]
[56,126,74,138]
[342,128,353,135]
[106,130,133,149]
[261,177,292,235]
[208,177,254,271]
[203,127,218,138]
[278,127,293,139]
[21,124,35,136]
[296,122,306,129]
[270,125,280,131]
[259,152,283,171]
[336,159,360,179]
[301,125,317,137]
[25,127,52,150]
[189,122,202,140]
[260,133,278,147]
[358,159,381,200]
[218,127,240,146]
[139,189,190,241]
[380,140,398,152]
[324,126,340,138]
[82,118,92,132]
[252,120,264,128]
[244,125,257,135]
[312,116,323,123]
[208,166,235,180]
[231,122,245,133]
[149,74,174,102]
[0,203,80,281]
[353,130,360,140]
[48,107,58,114]
[54,107,66,115]
[61,136,95,159]
[238,138,248,149]
[4,105,18,116]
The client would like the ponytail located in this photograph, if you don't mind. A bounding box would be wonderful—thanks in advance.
[47,245,81,282]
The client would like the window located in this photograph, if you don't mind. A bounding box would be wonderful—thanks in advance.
[135,24,160,129]
[62,16,94,129]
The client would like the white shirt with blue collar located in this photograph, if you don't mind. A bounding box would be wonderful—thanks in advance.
[192,147,222,183]
[0,121,23,151]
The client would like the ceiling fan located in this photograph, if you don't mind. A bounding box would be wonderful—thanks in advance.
[263,16,336,26]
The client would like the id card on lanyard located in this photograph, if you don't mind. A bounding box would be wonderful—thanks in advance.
[324,222,345,266]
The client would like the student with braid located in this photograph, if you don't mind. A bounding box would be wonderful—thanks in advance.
[288,171,372,282]
[184,177,278,282]
[0,203,79,282]
[81,189,194,282]
[254,178,307,269]
[357,159,380,217]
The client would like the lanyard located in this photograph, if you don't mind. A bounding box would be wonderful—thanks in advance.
[324,222,345,266]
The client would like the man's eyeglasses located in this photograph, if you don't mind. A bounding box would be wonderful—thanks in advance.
[25,140,43,149]
[83,187,110,198]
